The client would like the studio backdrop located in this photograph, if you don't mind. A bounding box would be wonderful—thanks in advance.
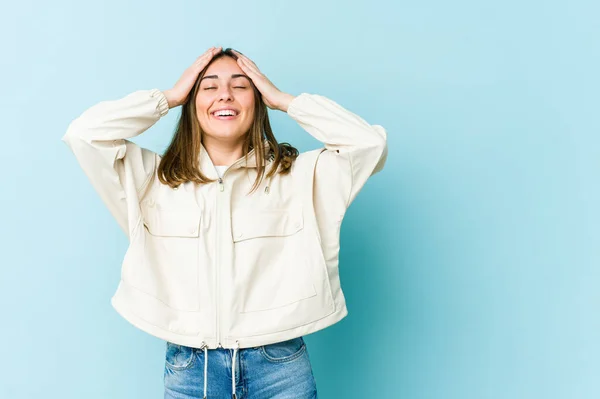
[1,0,599,398]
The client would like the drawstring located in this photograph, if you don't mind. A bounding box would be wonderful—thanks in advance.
[232,340,240,398]
[200,341,240,399]
[200,342,208,399]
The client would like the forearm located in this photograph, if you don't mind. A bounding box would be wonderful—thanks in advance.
[286,93,387,151]
[63,89,169,143]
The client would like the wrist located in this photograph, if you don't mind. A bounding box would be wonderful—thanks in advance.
[162,89,180,109]
[277,93,296,113]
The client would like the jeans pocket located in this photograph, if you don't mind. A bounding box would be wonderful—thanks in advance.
[165,341,196,370]
[259,336,306,363]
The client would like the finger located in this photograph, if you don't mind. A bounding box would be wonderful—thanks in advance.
[237,54,260,71]
[194,49,213,64]
[198,47,216,59]
[200,46,221,59]
[206,46,222,58]
[233,50,260,70]
[236,59,256,78]
[195,47,221,68]
[237,58,258,78]
[237,57,260,76]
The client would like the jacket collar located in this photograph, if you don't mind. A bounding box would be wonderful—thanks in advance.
[199,138,273,179]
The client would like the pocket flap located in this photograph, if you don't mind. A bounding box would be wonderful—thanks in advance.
[231,207,303,242]
[142,203,201,238]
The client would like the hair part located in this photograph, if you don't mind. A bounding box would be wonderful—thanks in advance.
[157,48,299,194]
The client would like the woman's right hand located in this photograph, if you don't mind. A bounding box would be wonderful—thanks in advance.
[163,46,222,108]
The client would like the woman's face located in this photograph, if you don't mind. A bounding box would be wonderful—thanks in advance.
[195,56,255,143]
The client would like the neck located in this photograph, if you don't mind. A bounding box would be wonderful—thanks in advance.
[202,136,245,167]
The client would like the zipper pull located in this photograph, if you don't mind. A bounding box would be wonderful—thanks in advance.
[218,177,224,192]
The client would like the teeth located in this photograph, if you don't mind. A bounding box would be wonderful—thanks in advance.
[214,110,237,117]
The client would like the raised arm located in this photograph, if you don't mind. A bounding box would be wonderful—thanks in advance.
[61,88,169,237]
[286,93,387,209]
[231,50,387,218]
[62,46,223,238]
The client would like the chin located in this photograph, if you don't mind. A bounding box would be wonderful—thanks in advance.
[205,129,246,141]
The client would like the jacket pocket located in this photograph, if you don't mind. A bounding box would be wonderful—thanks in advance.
[231,206,317,313]
[128,200,202,311]
[142,198,201,237]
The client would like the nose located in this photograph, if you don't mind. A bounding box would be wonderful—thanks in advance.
[216,85,234,102]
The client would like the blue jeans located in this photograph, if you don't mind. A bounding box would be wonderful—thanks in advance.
[164,336,318,399]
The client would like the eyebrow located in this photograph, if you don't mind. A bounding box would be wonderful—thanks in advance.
[200,74,250,82]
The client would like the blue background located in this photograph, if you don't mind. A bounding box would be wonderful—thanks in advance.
[1,0,599,398]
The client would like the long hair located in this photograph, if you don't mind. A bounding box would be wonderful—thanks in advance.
[157,48,299,194]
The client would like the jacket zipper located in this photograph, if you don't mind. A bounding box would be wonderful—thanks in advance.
[215,173,224,347]
[214,162,235,348]
[213,149,261,348]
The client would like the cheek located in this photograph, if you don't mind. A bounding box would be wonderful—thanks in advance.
[242,103,255,124]
[195,96,212,117]
[240,91,255,111]
[244,109,255,122]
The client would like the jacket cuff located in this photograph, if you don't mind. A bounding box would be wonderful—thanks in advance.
[286,93,310,116]
[149,88,170,118]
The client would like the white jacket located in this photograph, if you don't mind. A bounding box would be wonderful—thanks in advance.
[62,88,388,350]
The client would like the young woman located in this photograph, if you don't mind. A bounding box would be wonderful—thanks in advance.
[62,46,388,399]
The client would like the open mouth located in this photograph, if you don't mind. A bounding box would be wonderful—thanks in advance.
[211,109,239,120]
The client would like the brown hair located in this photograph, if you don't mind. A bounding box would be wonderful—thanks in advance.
[157,48,299,194]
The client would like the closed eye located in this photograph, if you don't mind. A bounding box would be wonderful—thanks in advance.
[202,86,246,90]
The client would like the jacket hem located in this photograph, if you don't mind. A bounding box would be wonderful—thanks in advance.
[222,305,348,349]
[111,279,348,349]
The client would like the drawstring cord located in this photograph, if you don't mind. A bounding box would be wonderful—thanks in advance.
[232,340,240,398]
[199,340,240,399]
[200,342,208,399]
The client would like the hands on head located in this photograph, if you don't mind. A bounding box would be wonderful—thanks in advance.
[163,47,295,112]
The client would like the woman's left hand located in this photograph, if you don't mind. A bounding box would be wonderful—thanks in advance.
[232,50,295,112]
